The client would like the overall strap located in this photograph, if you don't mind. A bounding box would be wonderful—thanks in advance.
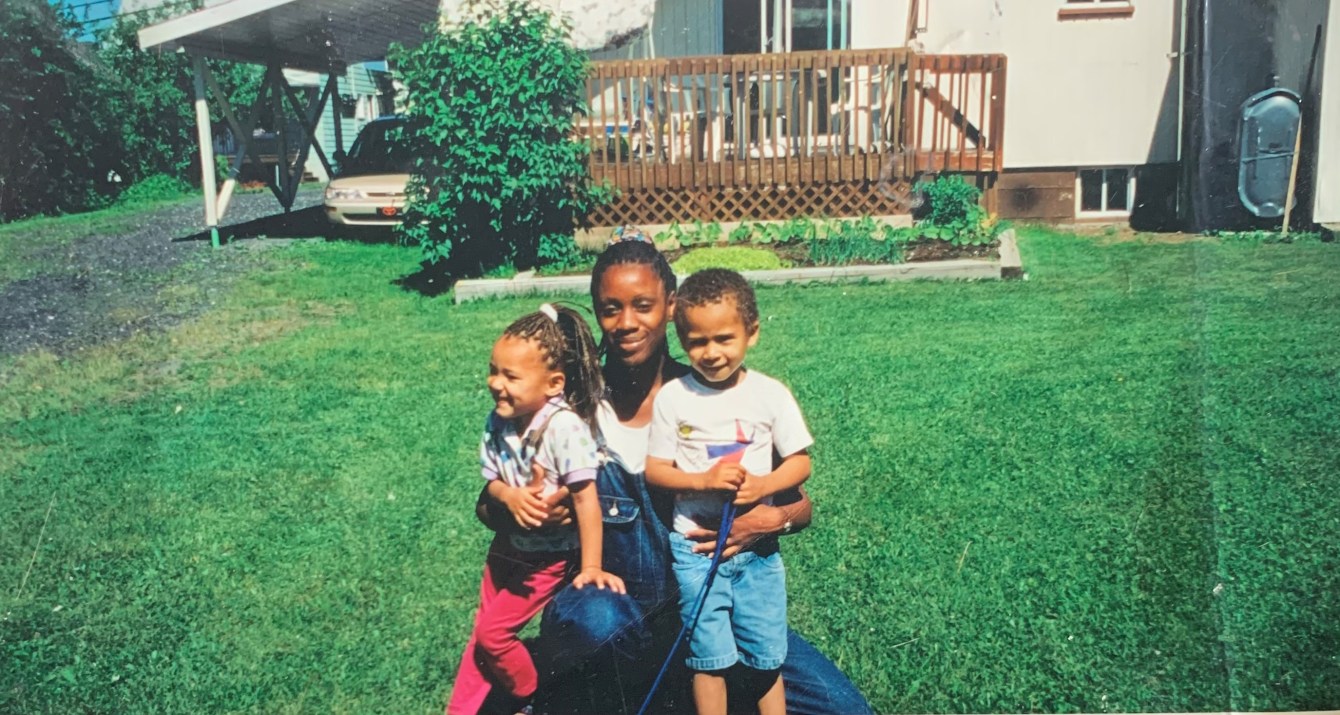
[521,405,574,487]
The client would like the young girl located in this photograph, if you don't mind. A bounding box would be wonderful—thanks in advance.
[447,303,625,715]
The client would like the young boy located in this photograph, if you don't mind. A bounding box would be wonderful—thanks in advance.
[645,268,812,715]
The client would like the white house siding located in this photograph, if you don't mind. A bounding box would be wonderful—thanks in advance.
[590,0,723,59]
[850,0,907,51]
[900,0,1178,170]
[1315,3,1340,226]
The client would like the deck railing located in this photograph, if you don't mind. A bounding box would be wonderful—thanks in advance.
[580,48,1006,192]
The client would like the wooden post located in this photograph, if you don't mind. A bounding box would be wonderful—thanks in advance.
[1282,113,1303,235]
[191,54,220,248]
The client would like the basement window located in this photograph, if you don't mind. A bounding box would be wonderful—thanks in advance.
[1077,168,1135,217]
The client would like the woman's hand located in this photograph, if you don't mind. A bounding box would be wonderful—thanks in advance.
[687,487,813,558]
[540,486,573,527]
[685,504,781,559]
[572,566,626,594]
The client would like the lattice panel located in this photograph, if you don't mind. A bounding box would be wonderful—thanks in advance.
[585,182,916,228]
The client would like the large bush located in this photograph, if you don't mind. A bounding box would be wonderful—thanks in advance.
[0,0,262,222]
[1,0,121,220]
[392,0,607,277]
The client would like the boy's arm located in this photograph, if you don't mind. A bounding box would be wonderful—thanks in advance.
[735,449,810,505]
[569,481,625,593]
[646,456,746,493]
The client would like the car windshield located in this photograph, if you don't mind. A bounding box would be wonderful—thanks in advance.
[340,120,413,176]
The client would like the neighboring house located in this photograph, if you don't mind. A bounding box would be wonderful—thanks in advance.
[284,65,398,183]
[582,0,1336,231]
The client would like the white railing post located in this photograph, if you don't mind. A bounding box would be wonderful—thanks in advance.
[191,54,220,247]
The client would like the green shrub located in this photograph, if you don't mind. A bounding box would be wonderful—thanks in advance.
[391,1,607,277]
[916,175,997,245]
[0,3,262,222]
[115,174,193,206]
[672,246,787,273]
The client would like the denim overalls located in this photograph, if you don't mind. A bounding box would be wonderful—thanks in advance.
[531,457,873,715]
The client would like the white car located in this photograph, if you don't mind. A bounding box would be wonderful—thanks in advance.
[323,116,412,227]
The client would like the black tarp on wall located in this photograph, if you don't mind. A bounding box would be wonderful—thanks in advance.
[1182,0,1330,232]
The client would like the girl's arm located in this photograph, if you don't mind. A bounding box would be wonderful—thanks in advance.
[734,450,811,505]
[568,481,626,593]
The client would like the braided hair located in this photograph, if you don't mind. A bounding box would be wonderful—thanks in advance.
[590,237,677,303]
[502,304,605,431]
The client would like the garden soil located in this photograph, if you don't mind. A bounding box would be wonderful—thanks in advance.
[0,191,322,357]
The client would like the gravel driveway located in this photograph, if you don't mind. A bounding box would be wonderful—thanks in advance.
[0,190,323,357]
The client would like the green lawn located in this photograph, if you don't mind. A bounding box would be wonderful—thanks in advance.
[2,228,1338,713]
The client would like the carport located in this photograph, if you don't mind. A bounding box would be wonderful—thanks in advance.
[137,0,437,246]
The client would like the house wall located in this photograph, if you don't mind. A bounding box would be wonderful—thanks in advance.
[590,0,722,59]
[902,0,1179,171]
[1316,3,1340,227]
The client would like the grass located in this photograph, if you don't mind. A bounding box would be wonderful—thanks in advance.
[2,226,1339,712]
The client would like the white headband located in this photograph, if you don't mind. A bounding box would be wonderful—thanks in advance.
[539,303,559,323]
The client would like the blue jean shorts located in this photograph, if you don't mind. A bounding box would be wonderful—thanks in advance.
[669,531,788,672]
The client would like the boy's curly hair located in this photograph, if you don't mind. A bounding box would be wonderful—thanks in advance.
[673,269,759,333]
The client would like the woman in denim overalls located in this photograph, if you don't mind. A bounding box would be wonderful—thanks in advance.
[474,239,872,715]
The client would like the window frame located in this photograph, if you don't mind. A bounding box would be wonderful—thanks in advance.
[1075,167,1136,218]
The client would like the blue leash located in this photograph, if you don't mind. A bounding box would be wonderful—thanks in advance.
[635,500,739,715]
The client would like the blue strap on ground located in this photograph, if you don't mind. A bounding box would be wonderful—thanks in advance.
[635,500,738,715]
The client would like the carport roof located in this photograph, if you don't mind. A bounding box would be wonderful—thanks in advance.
[137,0,437,72]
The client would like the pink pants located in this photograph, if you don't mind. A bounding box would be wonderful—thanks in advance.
[446,545,572,715]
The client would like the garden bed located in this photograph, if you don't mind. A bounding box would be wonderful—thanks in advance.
[454,229,1019,303]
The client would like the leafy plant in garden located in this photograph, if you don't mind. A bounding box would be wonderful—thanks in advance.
[806,217,905,266]
[391,1,608,277]
[915,175,998,245]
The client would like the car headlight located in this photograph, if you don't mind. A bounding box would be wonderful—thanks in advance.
[325,187,364,200]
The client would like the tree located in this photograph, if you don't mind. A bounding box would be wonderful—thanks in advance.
[0,0,121,220]
[392,0,608,277]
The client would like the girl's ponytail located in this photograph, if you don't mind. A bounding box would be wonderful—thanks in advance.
[550,304,604,431]
[501,303,605,432]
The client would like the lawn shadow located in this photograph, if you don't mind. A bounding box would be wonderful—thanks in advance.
[393,260,456,298]
[172,206,332,243]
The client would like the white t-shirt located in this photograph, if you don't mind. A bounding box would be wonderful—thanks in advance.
[597,400,650,474]
[647,369,813,534]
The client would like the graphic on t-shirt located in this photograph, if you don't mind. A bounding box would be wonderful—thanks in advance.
[705,420,754,464]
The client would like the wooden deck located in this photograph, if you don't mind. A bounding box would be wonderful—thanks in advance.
[579,48,1006,226]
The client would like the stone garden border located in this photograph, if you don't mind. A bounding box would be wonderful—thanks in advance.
[454,229,1022,304]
